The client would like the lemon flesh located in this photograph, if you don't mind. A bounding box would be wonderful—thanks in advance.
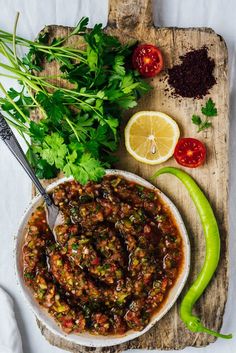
[125,111,180,165]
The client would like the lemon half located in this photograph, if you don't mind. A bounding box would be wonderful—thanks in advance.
[125,111,180,165]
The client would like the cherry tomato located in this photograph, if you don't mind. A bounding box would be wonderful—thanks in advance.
[132,44,164,77]
[174,138,206,168]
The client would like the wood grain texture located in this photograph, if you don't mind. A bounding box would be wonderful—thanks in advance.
[32,0,229,350]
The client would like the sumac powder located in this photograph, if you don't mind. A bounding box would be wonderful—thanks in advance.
[167,47,216,99]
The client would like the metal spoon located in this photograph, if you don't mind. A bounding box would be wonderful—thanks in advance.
[0,113,63,240]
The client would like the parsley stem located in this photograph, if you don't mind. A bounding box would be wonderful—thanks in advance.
[61,92,104,119]
[51,51,86,62]
[0,62,41,92]
[0,59,54,89]
[13,12,20,65]
[64,94,105,122]
[0,30,27,44]
[19,129,31,147]
[36,78,103,100]
[65,117,81,143]
[34,46,86,62]
[23,76,103,102]
[0,82,30,123]
[0,42,18,69]
[0,40,29,74]
[3,114,29,133]
[62,89,102,99]
[0,31,87,62]
[0,73,19,80]
[33,74,65,80]
[19,76,41,92]
[56,47,86,55]
[24,83,47,119]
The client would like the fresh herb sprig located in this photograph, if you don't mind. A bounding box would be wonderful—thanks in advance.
[192,98,218,132]
[0,15,151,184]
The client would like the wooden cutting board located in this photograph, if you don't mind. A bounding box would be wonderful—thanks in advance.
[33,0,229,350]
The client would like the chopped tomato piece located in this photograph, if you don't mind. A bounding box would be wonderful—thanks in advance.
[91,257,100,265]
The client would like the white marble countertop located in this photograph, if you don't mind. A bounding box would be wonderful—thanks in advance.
[0,1,235,353]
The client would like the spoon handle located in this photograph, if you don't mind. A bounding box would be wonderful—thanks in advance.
[0,113,52,206]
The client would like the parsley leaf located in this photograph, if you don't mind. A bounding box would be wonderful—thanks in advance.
[26,148,58,179]
[63,150,78,177]
[77,153,105,183]
[192,115,202,126]
[87,47,98,71]
[36,91,69,123]
[63,152,105,185]
[121,74,140,94]
[1,88,33,123]
[38,133,68,169]
[71,17,89,35]
[29,121,47,141]
[201,98,218,117]
[90,125,118,151]
[113,56,126,76]
[22,47,43,72]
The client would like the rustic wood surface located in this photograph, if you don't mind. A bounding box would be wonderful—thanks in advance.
[32,0,229,350]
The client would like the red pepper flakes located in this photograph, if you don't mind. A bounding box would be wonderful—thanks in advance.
[167,47,216,99]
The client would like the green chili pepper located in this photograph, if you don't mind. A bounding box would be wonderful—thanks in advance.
[152,167,232,339]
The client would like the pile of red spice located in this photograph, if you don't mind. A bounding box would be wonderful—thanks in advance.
[167,47,216,99]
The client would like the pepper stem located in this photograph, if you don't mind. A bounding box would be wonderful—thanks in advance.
[201,326,232,339]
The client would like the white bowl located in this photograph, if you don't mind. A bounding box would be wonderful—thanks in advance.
[15,169,190,347]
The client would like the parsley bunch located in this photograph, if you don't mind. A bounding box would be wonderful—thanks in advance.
[0,16,150,184]
[192,98,218,132]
